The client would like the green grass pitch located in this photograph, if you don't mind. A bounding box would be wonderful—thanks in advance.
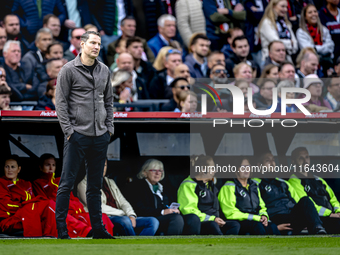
[1,236,340,255]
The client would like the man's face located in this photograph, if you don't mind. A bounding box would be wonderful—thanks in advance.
[0,94,10,110]
[279,64,295,81]
[81,34,101,59]
[4,43,21,65]
[302,54,319,75]
[327,0,340,6]
[47,60,63,79]
[165,54,182,74]
[261,153,276,169]
[208,53,225,69]
[328,77,340,99]
[191,39,210,58]
[127,42,143,60]
[294,150,310,167]
[210,65,228,84]
[174,64,190,80]
[45,17,61,37]
[233,39,249,59]
[0,28,7,50]
[117,54,134,72]
[121,19,136,37]
[36,33,53,53]
[46,44,63,59]
[71,29,86,50]
[159,20,176,39]
[4,16,20,36]
[173,80,190,97]
[269,42,286,63]
[260,81,275,101]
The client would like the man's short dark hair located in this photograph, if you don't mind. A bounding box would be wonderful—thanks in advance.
[121,16,136,27]
[43,14,58,26]
[225,27,242,40]
[46,41,63,55]
[232,35,248,48]
[210,63,226,73]
[190,33,210,47]
[279,61,295,72]
[3,14,18,24]
[80,30,101,43]
[268,40,284,52]
[39,153,56,168]
[170,77,188,88]
[126,36,143,49]
[0,85,12,95]
[326,73,340,88]
[291,147,308,163]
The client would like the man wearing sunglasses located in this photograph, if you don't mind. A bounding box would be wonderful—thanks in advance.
[161,77,190,111]
[64,28,86,62]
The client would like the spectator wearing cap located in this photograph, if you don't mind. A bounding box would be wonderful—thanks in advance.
[147,14,177,58]
[184,33,210,79]
[253,78,277,109]
[107,16,155,67]
[160,77,190,111]
[258,0,298,63]
[297,4,334,74]
[63,28,86,62]
[301,74,332,110]
[319,0,340,61]
[324,74,340,110]
[225,35,260,78]
[221,28,244,60]
[264,41,287,68]
[274,80,298,113]
[0,66,11,110]
[203,0,246,51]
[175,0,206,48]
[149,48,182,99]
[3,14,30,56]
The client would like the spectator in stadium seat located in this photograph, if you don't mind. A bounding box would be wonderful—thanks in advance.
[116,54,149,100]
[289,147,340,234]
[297,4,334,74]
[149,48,182,99]
[335,57,340,76]
[184,33,210,79]
[3,40,44,102]
[225,35,260,78]
[126,37,156,91]
[45,41,68,66]
[125,159,200,236]
[0,67,11,110]
[109,38,127,71]
[63,28,86,62]
[254,152,327,235]
[209,63,229,92]
[208,51,226,69]
[160,77,190,111]
[319,0,340,61]
[107,16,155,67]
[274,80,298,113]
[178,155,241,235]
[78,159,159,236]
[295,48,320,83]
[152,46,175,71]
[0,155,58,237]
[175,0,206,48]
[258,0,298,63]
[219,157,280,235]
[3,14,30,56]
[264,41,287,67]
[22,28,53,83]
[221,28,244,60]
[325,74,340,110]
[259,64,279,84]
[11,0,66,43]
[253,79,276,109]
[174,64,191,81]
[302,74,332,110]
[203,0,246,51]
[174,91,198,113]
[147,14,177,58]
[278,61,296,83]
[0,27,7,62]
[233,62,259,94]
[43,14,68,51]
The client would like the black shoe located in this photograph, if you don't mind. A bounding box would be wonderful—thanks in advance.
[93,228,115,239]
[58,227,71,239]
[314,225,327,235]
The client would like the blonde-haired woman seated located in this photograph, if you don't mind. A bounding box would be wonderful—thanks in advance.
[124,159,200,235]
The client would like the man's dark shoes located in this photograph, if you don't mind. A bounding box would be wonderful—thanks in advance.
[313,225,327,235]
[58,227,71,239]
[93,227,115,239]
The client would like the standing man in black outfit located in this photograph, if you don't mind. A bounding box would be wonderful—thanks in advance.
[55,31,114,239]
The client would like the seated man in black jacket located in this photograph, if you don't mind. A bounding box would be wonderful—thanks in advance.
[124,159,200,236]
[254,152,327,235]
[160,77,190,111]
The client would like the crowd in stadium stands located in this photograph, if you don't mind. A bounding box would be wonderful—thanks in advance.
[2,149,340,237]
[0,0,340,112]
